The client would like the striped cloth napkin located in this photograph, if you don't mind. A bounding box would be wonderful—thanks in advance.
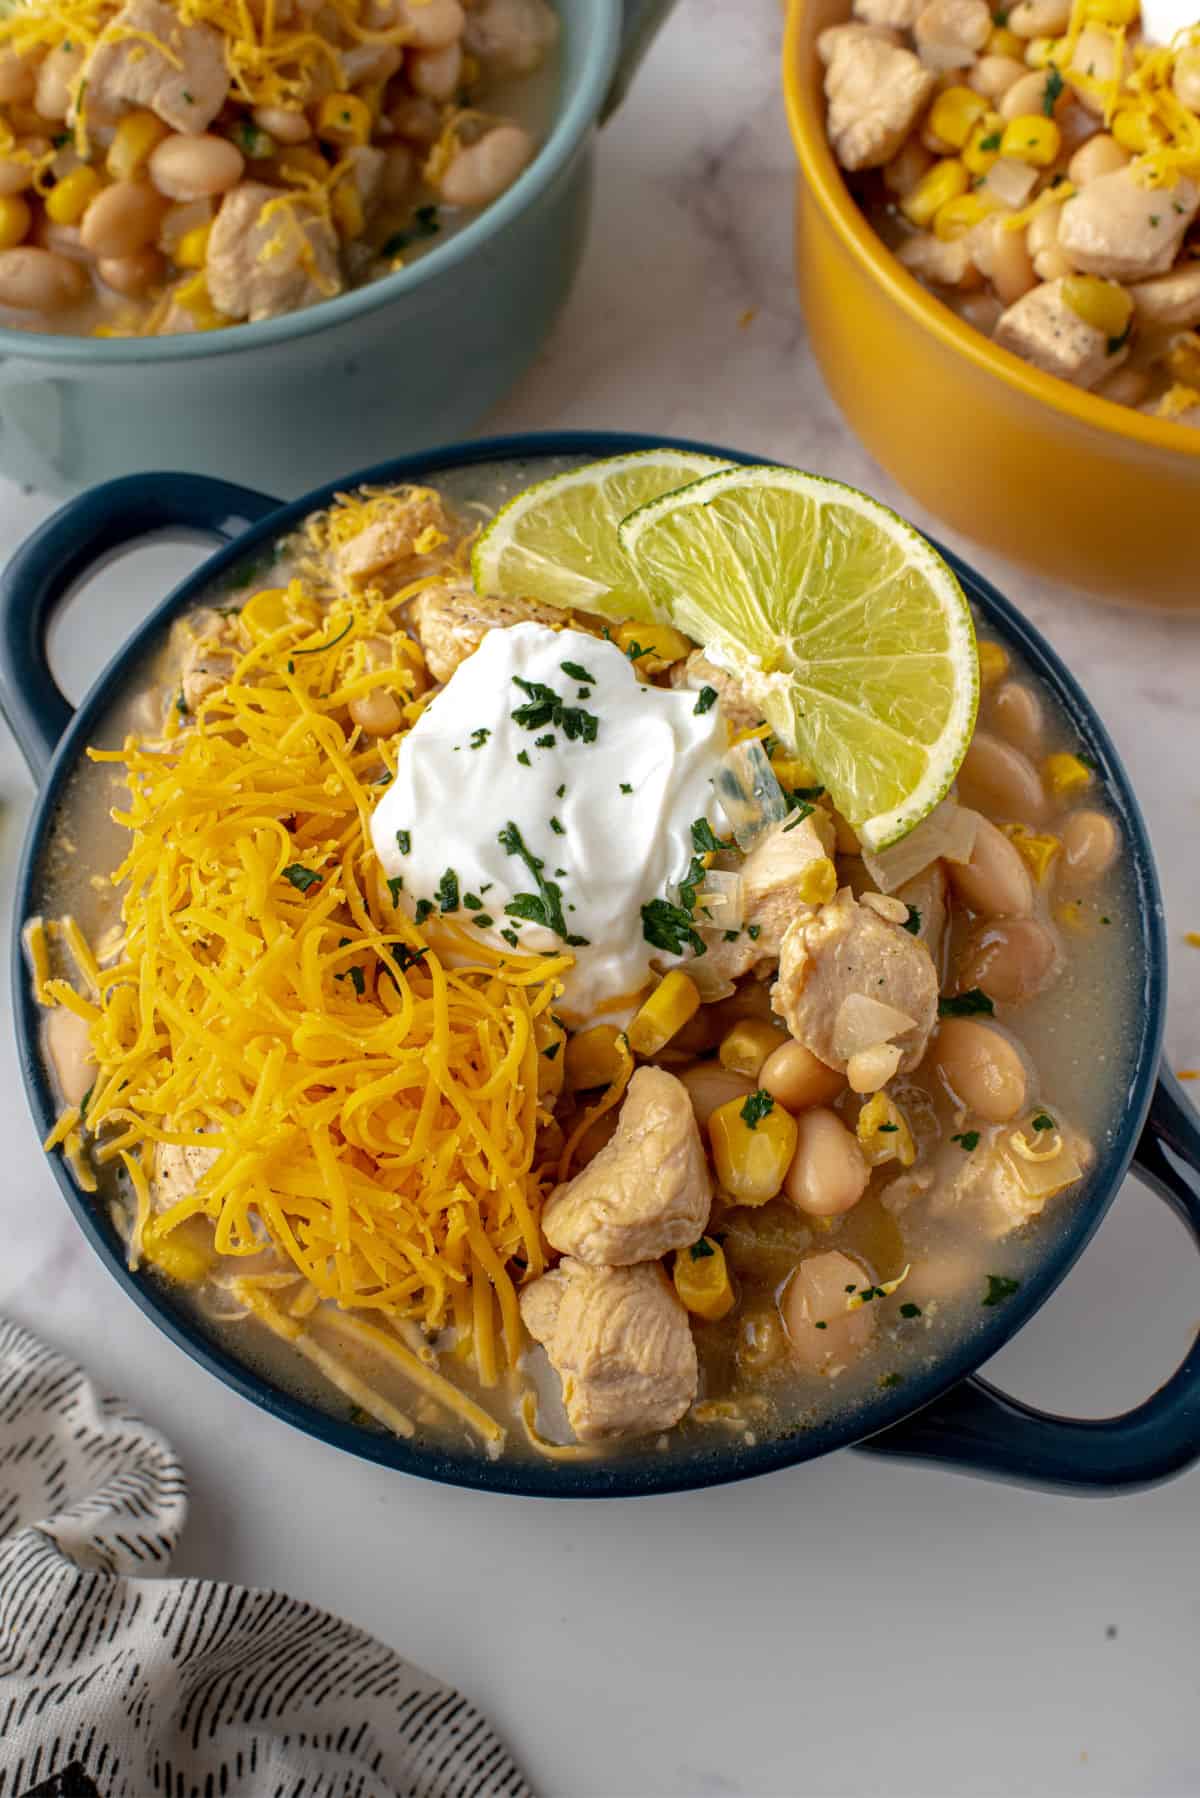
[0,1317,533,1798]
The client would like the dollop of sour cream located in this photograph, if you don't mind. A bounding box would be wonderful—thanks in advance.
[371,622,727,1021]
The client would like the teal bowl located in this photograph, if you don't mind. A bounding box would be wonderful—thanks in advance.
[0,2,669,496]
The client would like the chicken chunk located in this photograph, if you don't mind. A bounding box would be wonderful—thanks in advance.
[825,35,936,171]
[206,183,341,323]
[1057,171,1198,282]
[772,887,939,1073]
[155,1139,219,1211]
[913,0,991,67]
[85,0,229,133]
[854,0,922,26]
[177,608,240,712]
[818,21,902,61]
[994,278,1125,390]
[335,487,456,587]
[408,583,562,684]
[895,860,948,972]
[1129,263,1200,329]
[897,230,978,288]
[542,1067,712,1266]
[520,1258,698,1442]
[464,0,559,77]
[670,650,762,733]
[928,1117,1094,1238]
[696,811,837,981]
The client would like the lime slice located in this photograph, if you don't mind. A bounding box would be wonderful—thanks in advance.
[618,467,978,851]
[472,449,731,624]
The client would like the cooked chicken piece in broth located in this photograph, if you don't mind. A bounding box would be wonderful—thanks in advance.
[85,0,229,131]
[407,584,563,683]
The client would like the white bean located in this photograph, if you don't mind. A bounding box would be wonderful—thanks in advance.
[148,134,245,202]
[958,917,1060,1003]
[80,180,165,260]
[408,40,463,100]
[1060,809,1119,884]
[439,124,534,207]
[781,1250,876,1373]
[1001,68,1066,121]
[0,141,48,197]
[98,246,165,295]
[933,1017,1027,1121]
[349,688,404,735]
[783,1108,869,1217]
[957,729,1048,822]
[991,679,1045,754]
[969,54,1027,98]
[0,49,39,105]
[948,814,1035,918]
[393,0,465,49]
[0,245,87,310]
[1067,132,1129,185]
[35,43,83,122]
[760,1039,845,1111]
[1008,0,1070,36]
[1094,365,1149,406]
[677,1063,755,1129]
[252,105,311,144]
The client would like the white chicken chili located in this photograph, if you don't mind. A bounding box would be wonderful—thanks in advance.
[819,0,1200,421]
[29,459,1136,1461]
[0,0,558,338]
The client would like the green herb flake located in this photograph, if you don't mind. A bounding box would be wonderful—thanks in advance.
[1107,320,1133,356]
[746,924,761,941]
[781,803,815,832]
[878,1122,898,1133]
[903,905,922,936]
[463,893,483,911]
[549,816,566,836]
[511,675,598,744]
[474,914,494,928]
[338,964,365,997]
[283,864,322,893]
[469,726,490,750]
[386,875,404,908]
[899,1301,922,1319]
[879,1372,904,1390]
[380,203,441,258]
[542,1040,561,1061]
[952,1130,981,1151]
[1032,1112,1056,1131]
[624,640,653,662]
[292,618,352,657]
[501,927,520,949]
[516,750,531,767]
[499,820,572,940]
[641,896,705,958]
[694,685,718,715]
[555,784,566,799]
[691,817,733,855]
[983,1273,1021,1307]
[939,988,995,1018]
[435,868,459,913]
[395,830,411,856]
[620,782,633,795]
[689,1237,716,1261]
[413,898,434,925]
[79,1083,94,1119]
[979,129,1003,150]
[1042,66,1064,114]
[739,1089,774,1130]
[175,689,188,715]
[560,659,596,684]
[374,770,393,786]
[814,1321,828,1330]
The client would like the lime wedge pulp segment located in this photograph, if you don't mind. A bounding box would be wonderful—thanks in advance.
[471,449,732,624]
[618,467,979,851]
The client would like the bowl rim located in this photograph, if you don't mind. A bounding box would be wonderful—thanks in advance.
[11,428,1167,1498]
[0,4,619,366]
[781,0,1200,463]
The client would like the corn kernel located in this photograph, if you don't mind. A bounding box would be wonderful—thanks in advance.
[1055,898,1097,935]
[45,164,104,225]
[173,221,211,268]
[930,85,990,150]
[1043,750,1094,799]
[1165,332,1200,387]
[769,752,819,790]
[1061,274,1133,338]
[331,177,366,240]
[1002,823,1062,883]
[708,1091,799,1207]
[627,971,702,1056]
[857,1091,916,1169]
[172,271,231,332]
[989,25,1025,56]
[278,145,329,184]
[317,91,371,145]
[977,640,1009,685]
[1000,114,1061,165]
[900,157,969,228]
[795,855,838,907]
[613,619,693,672]
[141,1215,215,1285]
[1086,0,1137,22]
[673,1237,735,1322]
[934,191,998,239]
[107,108,170,180]
[564,1023,627,1092]
[1024,35,1060,66]
[719,1018,785,1079]
[963,113,1005,175]
[0,193,31,249]
[1112,107,1164,152]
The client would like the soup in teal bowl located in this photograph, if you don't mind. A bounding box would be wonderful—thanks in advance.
[3,430,1199,1497]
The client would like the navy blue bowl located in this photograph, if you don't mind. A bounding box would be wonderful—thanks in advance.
[4,431,1200,1497]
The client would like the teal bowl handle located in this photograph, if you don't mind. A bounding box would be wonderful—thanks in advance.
[859,1069,1200,1493]
[0,472,279,780]
[603,0,676,120]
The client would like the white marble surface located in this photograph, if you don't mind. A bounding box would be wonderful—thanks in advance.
[3,4,1200,1795]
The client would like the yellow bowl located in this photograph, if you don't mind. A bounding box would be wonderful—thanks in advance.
[783,0,1200,611]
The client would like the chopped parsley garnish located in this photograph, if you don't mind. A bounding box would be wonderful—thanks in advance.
[434,868,459,913]
[694,685,718,715]
[879,1372,903,1390]
[1042,66,1064,114]
[469,727,490,750]
[79,1083,93,1118]
[689,1237,716,1261]
[790,785,826,801]
[746,924,761,941]
[620,782,633,795]
[414,898,434,925]
[374,770,393,786]
[338,964,365,997]
[541,1041,561,1062]
[534,733,556,749]
[498,820,577,941]
[395,829,411,855]
[393,944,428,973]
[691,817,733,855]
[739,1089,774,1130]
[386,876,404,907]
[952,1130,981,1151]
[723,929,740,942]
[1107,320,1133,356]
[175,689,188,715]
[982,1274,1021,1307]
[292,618,352,656]
[1032,1112,1056,1131]
[560,659,596,684]
[899,1302,922,1319]
[1077,751,1097,772]
[978,129,1002,150]
[902,905,922,936]
[624,641,653,661]
[939,988,995,1017]
[501,927,520,949]
[555,784,566,799]
[474,914,494,928]
[814,1321,828,1330]
[641,897,705,957]
[516,750,531,767]
[781,803,815,832]
[283,864,322,893]
[878,1122,898,1133]
[511,675,599,743]
[549,816,565,835]
[463,893,483,910]
[855,1284,889,1303]
[381,203,441,258]
[234,119,273,158]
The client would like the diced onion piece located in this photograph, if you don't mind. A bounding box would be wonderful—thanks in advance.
[715,740,789,852]
[694,869,744,932]
[980,157,1039,209]
[862,797,978,892]
[847,1042,903,1093]
[833,992,919,1060]
[687,953,737,1003]
[1002,1120,1085,1199]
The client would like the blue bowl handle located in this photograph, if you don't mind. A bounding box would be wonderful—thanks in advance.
[859,1069,1200,1493]
[0,471,279,781]
[603,0,676,121]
